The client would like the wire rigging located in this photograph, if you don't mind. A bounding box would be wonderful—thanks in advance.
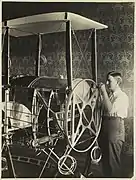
[71,28,93,77]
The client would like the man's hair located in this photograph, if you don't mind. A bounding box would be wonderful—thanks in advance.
[107,71,122,85]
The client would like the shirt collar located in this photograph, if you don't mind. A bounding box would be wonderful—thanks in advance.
[113,88,122,98]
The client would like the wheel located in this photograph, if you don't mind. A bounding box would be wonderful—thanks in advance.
[47,90,66,136]
[64,79,102,152]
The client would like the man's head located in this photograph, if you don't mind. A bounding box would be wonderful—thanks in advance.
[106,71,122,92]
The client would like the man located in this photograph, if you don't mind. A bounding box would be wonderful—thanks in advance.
[99,71,129,177]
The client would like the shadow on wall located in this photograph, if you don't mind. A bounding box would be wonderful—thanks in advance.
[123,117,133,154]
[121,117,133,178]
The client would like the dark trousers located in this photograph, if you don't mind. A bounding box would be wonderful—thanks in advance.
[99,116,125,177]
[99,137,123,177]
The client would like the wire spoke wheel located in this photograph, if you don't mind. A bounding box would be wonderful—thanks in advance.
[65,79,102,152]
[47,90,65,136]
[2,87,63,178]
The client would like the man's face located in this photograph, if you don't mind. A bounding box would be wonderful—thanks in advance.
[106,75,118,92]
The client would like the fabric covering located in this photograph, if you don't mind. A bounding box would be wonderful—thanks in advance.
[72,78,91,104]
[2,12,108,37]
[2,102,32,130]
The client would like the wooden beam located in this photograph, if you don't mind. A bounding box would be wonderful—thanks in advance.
[35,34,41,76]
[66,20,73,91]
[3,25,10,85]
[91,29,97,84]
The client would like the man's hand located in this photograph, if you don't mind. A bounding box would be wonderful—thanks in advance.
[99,83,106,94]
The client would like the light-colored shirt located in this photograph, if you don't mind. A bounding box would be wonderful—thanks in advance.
[109,88,129,118]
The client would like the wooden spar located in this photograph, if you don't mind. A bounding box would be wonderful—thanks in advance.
[91,29,97,84]
[66,20,73,91]
[3,25,10,85]
[35,34,42,76]
[84,29,98,176]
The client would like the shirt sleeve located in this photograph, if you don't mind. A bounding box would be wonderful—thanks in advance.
[110,93,129,118]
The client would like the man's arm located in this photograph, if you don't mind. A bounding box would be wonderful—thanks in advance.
[99,83,112,113]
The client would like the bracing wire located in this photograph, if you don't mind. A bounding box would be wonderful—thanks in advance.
[71,28,93,78]
[39,138,58,178]
[7,144,17,178]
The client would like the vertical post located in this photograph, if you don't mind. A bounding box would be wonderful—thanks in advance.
[0,26,2,177]
[35,34,41,76]
[4,90,8,141]
[3,25,10,86]
[91,29,97,84]
[3,25,10,132]
[66,20,73,91]
[83,29,98,178]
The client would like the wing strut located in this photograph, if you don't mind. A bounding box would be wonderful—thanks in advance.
[3,23,10,86]
[65,12,73,91]
[91,29,97,84]
[35,34,42,76]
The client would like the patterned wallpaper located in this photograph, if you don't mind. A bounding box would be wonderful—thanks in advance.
[7,3,134,117]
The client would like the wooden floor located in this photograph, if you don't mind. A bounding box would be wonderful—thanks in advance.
[2,138,134,178]
[2,151,133,178]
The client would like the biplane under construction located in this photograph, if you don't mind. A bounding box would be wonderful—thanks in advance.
[1,12,108,178]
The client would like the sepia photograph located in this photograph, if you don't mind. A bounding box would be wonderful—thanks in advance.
[1,1,134,178]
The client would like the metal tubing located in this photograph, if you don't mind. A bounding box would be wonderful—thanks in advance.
[91,29,97,84]
[35,34,42,76]
[66,20,73,91]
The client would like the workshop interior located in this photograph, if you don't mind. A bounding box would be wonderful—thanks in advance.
[1,2,134,178]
